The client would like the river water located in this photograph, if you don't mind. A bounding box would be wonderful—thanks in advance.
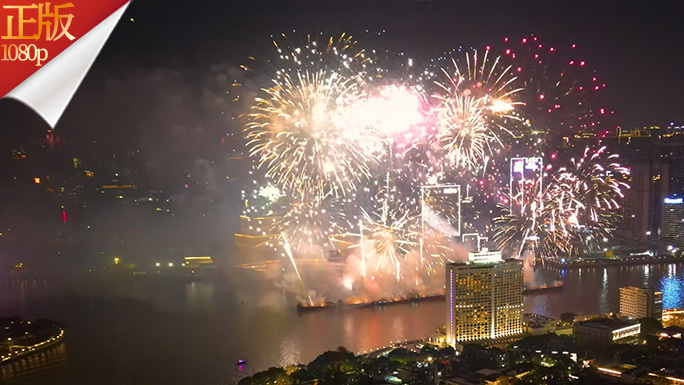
[2,263,684,385]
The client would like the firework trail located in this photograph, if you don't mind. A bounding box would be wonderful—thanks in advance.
[357,194,419,280]
[270,194,344,257]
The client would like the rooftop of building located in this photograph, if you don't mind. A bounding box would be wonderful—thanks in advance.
[523,313,556,327]
[576,317,638,330]
[446,258,522,267]
[620,285,660,292]
[620,285,662,294]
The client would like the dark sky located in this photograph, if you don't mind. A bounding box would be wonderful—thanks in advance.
[108,0,683,125]
[1,1,683,146]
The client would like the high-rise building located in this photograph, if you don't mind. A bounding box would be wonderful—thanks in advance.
[626,163,651,241]
[661,197,684,247]
[619,286,663,320]
[626,163,670,241]
[445,251,523,345]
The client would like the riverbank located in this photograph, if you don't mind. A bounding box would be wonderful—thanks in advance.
[546,253,684,268]
[0,318,65,365]
[298,283,564,312]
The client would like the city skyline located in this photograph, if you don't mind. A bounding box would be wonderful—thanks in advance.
[0,1,680,290]
[1,2,684,384]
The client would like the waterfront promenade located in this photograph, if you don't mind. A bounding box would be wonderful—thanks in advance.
[0,325,64,365]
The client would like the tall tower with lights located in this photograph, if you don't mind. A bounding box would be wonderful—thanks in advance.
[446,250,523,344]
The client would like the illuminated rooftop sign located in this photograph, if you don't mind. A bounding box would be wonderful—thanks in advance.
[468,248,503,264]
[665,197,684,204]
[511,157,542,174]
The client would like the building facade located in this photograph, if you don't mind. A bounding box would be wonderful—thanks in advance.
[619,286,663,320]
[625,163,670,242]
[661,197,684,247]
[446,252,523,345]
[573,318,640,351]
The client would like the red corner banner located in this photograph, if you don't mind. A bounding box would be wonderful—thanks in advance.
[0,0,131,126]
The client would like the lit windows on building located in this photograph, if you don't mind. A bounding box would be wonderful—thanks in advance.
[661,197,684,246]
[445,256,523,344]
[619,286,663,320]
[612,324,641,341]
[663,308,684,327]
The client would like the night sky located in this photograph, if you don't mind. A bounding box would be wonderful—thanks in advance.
[1,1,682,147]
[112,0,683,126]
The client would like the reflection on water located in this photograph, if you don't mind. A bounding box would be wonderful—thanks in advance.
[525,263,684,318]
[661,265,684,309]
[598,268,609,314]
[280,340,300,368]
[2,264,684,384]
[186,282,215,312]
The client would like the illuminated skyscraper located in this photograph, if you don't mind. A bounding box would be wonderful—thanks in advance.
[661,197,684,247]
[619,286,663,320]
[446,250,523,344]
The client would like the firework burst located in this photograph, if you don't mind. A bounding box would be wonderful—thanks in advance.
[431,49,522,172]
[238,32,626,304]
[434,93,493,170]
[500,34,612,135]
[443,49,522,114]
[494,177,551,258]
[494,147,628,258]
[493,191,577,259]
[359,206,418,280]
[353,182,420,279]
[245,34,383,200]
[554,146,629,249]
[271,195,344,257]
